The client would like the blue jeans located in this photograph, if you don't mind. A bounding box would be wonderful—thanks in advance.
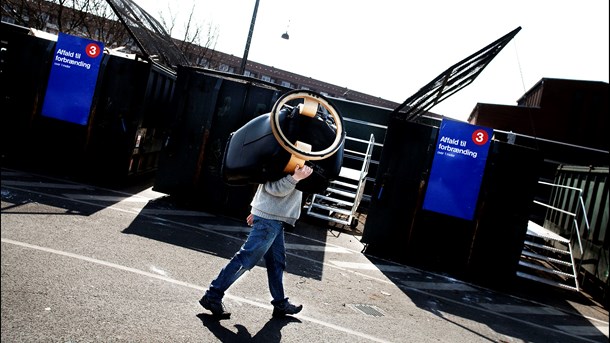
[206,216,288,305]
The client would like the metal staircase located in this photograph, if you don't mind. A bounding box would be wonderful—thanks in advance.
[307,134,375,228]
[516,181,590,292]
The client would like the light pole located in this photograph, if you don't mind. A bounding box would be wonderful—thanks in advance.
[239,0,289,75]
[239,0,260,75]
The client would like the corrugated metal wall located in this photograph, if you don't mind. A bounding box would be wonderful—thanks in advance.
[548,165,609,290]
[361,119,544,286]
[1,23,55,162]
[153,67,285,217]
[0,24,177,183]
[152,68,396,217]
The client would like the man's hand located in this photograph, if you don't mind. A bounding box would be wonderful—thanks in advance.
[247,213,254,226]
[292,165,313,181]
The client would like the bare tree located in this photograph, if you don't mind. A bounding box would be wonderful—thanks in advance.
[52,0,87,34]
[155,2,219,67]
[194,22,220,67]
[2,0,220,66]
[82,0,130,49]
[2,0,50,30]
[157,4,177,39]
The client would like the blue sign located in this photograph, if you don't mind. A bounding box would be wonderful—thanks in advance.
[41,33,104,125]
[423,118,493,220]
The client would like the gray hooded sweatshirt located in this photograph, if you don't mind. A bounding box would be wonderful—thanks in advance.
[250,175,303,226]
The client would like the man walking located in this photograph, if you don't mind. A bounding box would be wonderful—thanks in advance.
[199,164,313,319]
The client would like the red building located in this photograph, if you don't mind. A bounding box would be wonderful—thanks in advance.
[468,78,609,152]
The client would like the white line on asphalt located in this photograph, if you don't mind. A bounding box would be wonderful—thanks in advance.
[286,244,352,254]
[330,260,418,273]
[204,224,251,233]
[399,281,477,291]
[206,229,351,253]
[479,303,566,316]
[139,209,215,217]
[1,238,391,343]
[3,183,609,342]
[2,168,165,201]
[200,226,357,255]
[62,194,151,202]
[555,325,609,338]
[2,180,94,190]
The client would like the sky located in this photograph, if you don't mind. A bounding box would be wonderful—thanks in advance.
[135,0,609,121]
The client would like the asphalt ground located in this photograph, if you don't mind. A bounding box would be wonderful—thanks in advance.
[1,167,608,342]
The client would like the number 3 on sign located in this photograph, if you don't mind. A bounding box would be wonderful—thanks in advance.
[85,43,101,58]
[471,129,489,146]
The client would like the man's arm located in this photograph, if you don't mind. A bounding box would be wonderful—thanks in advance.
[292,165,313,181]
[263,165,313,197]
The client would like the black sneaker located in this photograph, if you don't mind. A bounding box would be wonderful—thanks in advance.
[272,301,303,317]
[199,295,231,319]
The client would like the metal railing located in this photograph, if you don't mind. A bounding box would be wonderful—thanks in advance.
[535,181,591,253]
[534,180,594,281]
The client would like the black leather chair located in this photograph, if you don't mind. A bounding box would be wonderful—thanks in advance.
[222,90,345,194]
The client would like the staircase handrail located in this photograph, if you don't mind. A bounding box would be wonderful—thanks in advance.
[353,134,375,210]
[535,181,591,254]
